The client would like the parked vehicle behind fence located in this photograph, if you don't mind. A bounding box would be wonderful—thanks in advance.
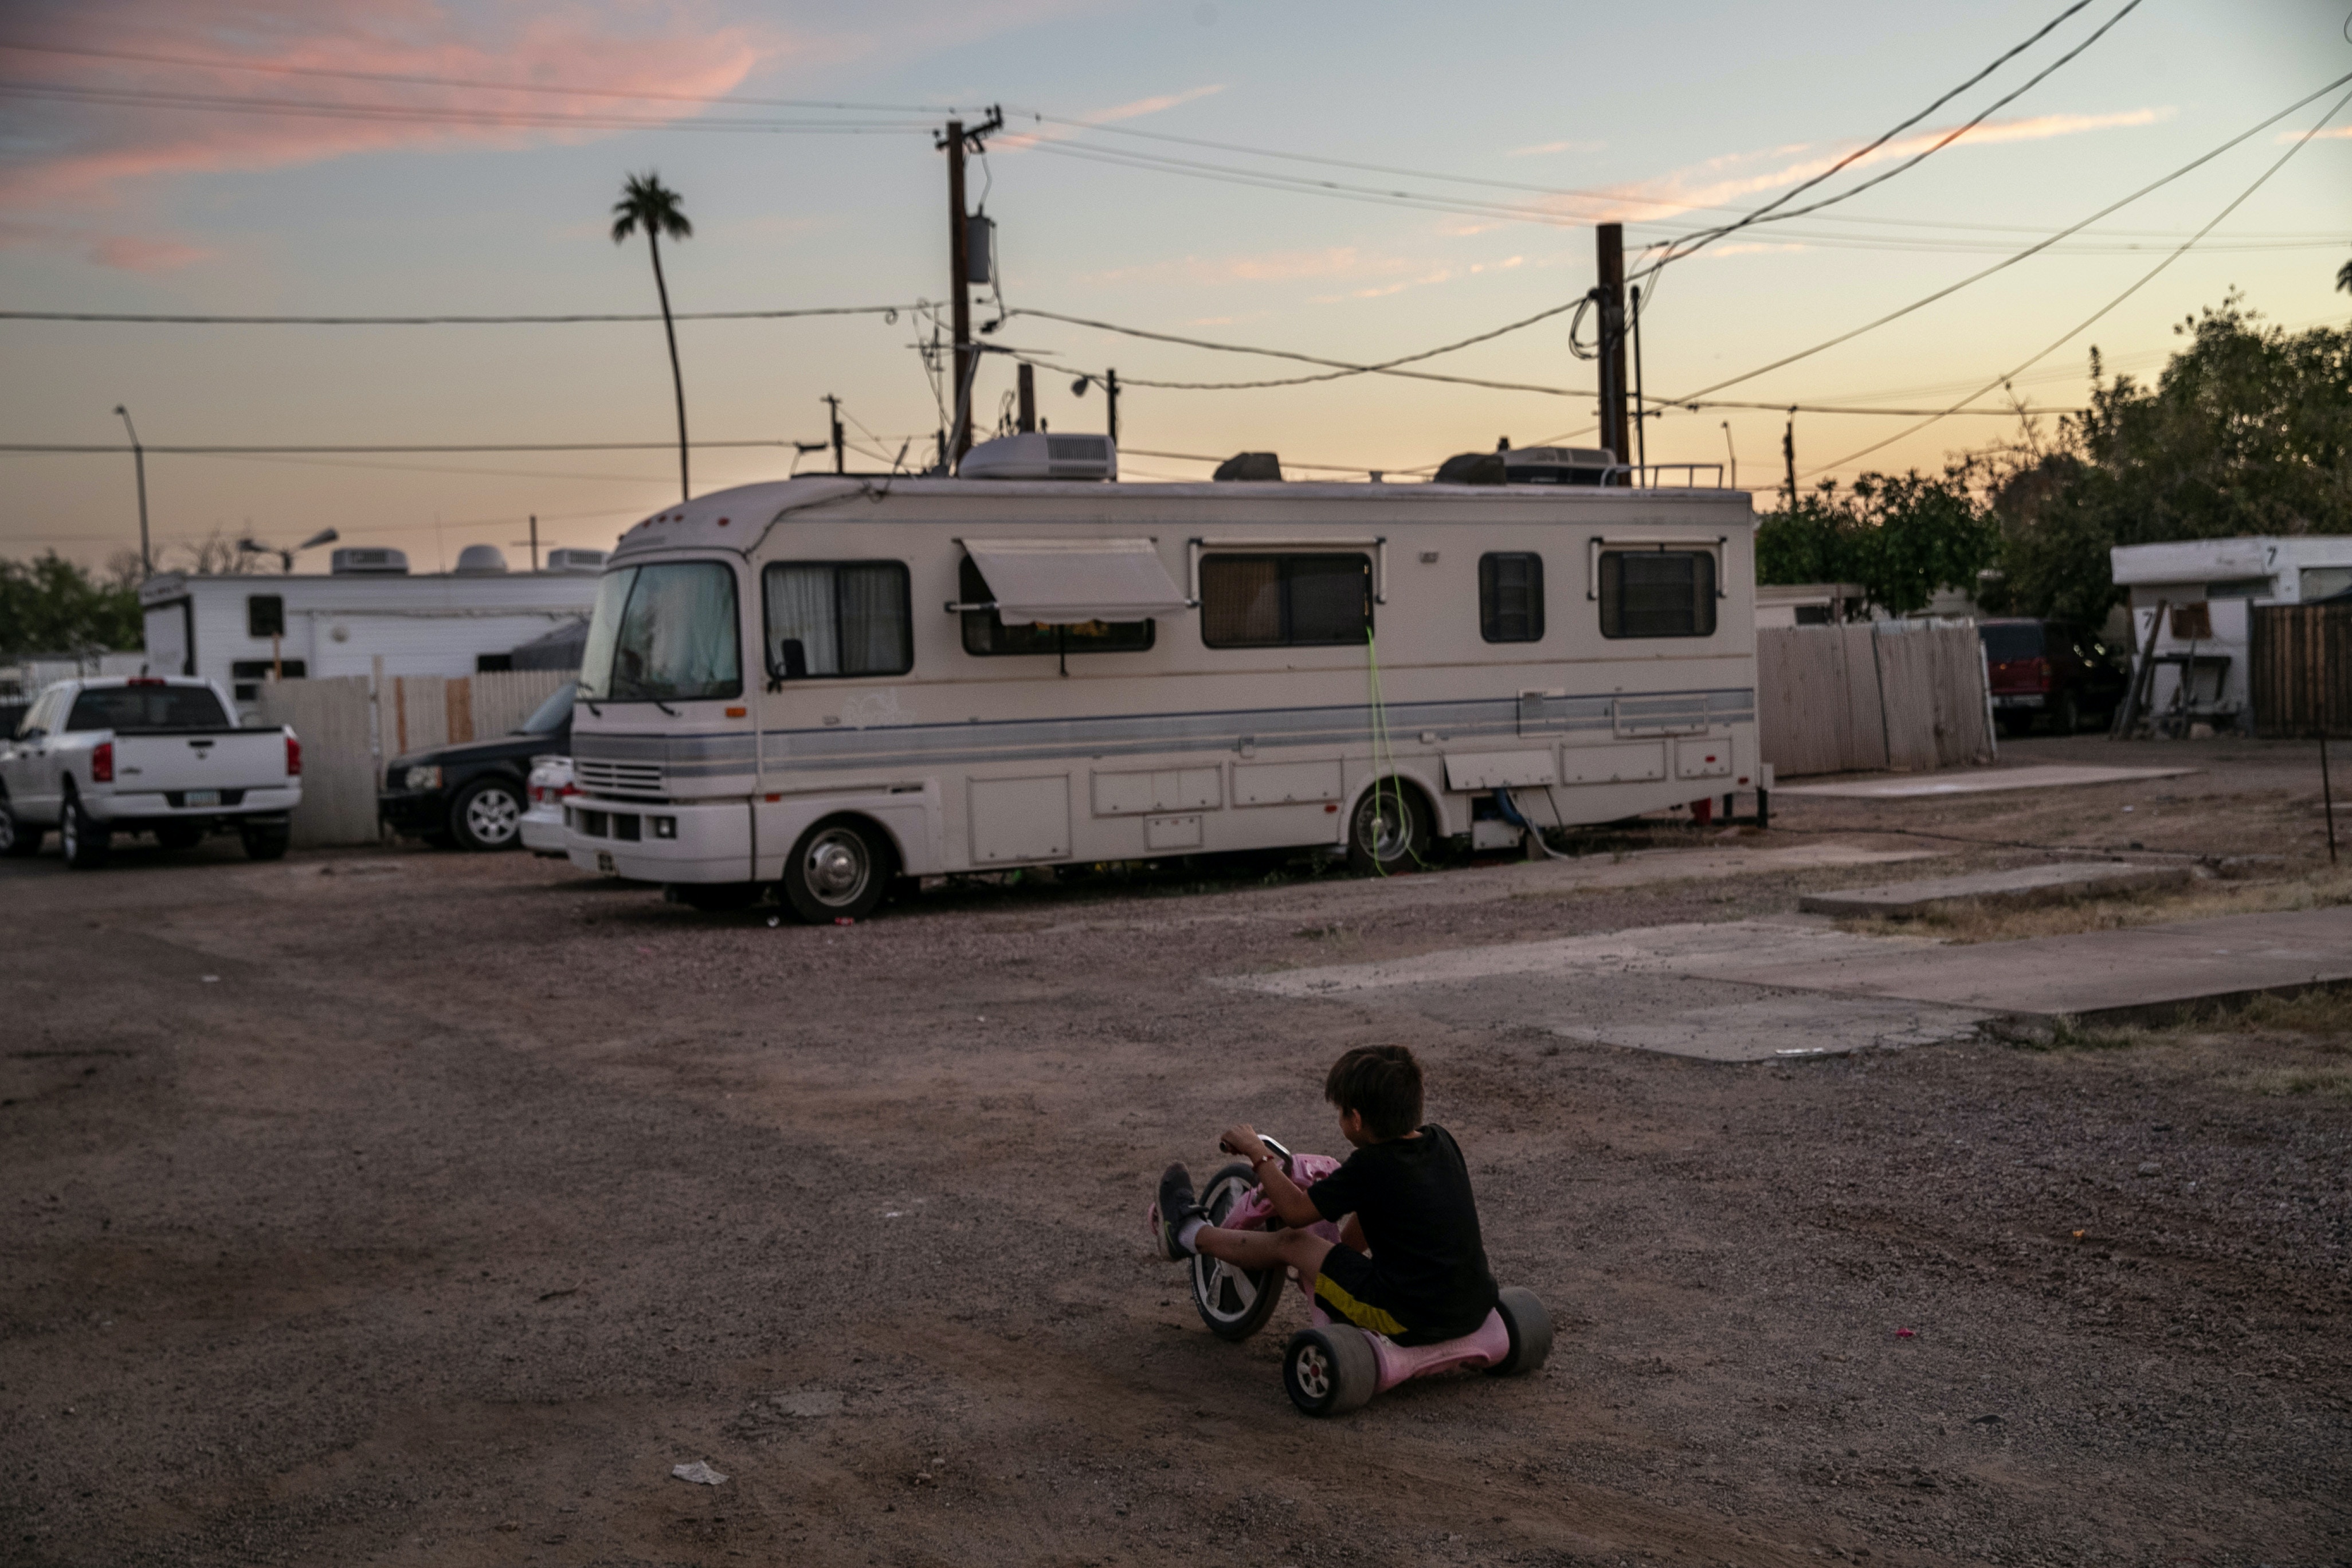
[379,683,574,852]
[1978,618,2129,735]
[0,676,301,868]
[563,437,1762,921]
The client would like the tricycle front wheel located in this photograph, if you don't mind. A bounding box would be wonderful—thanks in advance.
[1190,1160,1285,1342]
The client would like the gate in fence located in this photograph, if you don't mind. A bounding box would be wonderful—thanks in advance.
[2251,604,2352,738]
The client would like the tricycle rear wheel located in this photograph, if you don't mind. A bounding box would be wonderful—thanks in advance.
[1284,1325,1378,1417]
[1190,1160,1285,1342]
[1487,1287,1552,1377]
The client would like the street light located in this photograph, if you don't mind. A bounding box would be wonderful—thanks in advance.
[113,405,149,575]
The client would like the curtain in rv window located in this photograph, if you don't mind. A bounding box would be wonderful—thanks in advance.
[1598,550,1717,639]
[1478,552,1545,642]
[1199,554,1371,648]
[763,562,913,680]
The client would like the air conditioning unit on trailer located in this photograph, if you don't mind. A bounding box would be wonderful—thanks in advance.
[543,548,607,573]
[330,547,410,575]
[958,432,1117,481]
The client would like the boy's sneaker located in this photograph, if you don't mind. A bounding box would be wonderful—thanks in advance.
[1154,1163,1206,1260]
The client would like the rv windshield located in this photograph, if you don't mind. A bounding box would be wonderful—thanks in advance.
[578,562,742,703]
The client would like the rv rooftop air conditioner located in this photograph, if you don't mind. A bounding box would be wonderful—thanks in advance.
[1501,446,1617,486]
[329,547,410,575]
[958,432,1116,481]
[1213,452,1284,483]
[453,544,508,575]
[542,547,607,573]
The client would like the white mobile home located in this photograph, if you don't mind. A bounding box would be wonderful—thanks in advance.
[563,446,1761,917]
[2110,536,2352,727]
[139,547,603,716]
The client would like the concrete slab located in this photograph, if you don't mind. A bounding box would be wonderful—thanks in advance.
[1747,906,2352,1025]
[1225,919,1988,1062]
[1775,764,2194,799]
[1796,860,2195,918]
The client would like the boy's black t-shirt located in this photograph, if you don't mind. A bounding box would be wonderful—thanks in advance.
[1307,1123,1500,1340]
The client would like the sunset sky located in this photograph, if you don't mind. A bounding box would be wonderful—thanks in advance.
[3,0,2348,575]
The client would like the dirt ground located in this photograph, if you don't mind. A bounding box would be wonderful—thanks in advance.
[4,734,2347,1568]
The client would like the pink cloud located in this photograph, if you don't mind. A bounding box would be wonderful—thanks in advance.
[0,2,789,268]
[995,83,1224,151]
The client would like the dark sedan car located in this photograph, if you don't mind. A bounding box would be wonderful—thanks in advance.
[1978,618,2130,735]
[379,683,571,850]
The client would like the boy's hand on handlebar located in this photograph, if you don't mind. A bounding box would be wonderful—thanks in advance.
[1218,1123,1271,1164]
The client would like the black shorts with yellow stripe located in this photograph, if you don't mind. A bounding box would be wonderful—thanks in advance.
[1311,1244,1417,1340]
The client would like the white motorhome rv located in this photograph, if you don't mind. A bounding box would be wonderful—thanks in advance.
[564,442,1760,918]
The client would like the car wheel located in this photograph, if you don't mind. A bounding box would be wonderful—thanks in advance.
[1347,781,1430,876]
[781,817,889,923]
[2056,694,2082,734]
[240,824,290,861]
[449,778,524,852]
[155,824,204,852]
[0,798,41,858]
[60,789,110,871]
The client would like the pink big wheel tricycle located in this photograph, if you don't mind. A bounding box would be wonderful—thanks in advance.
[1161,1134,1553,1417]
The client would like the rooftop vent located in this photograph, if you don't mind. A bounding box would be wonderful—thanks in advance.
[958,432,1117,481]
[542,547,607,574]
[1501,446,1617,486]
[1433,453,1506,485]
[329,547,409,576]
[453,544,508,575]
[1212,452,1283,482]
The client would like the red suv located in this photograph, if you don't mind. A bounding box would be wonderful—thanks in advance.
[1978,618,2130,735]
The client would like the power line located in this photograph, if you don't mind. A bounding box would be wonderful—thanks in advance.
[1645,69,2352,413]
[0,305,914,325]
[1806,79,2352,479]
[1644,0,2138,275]
[0,80,936,133]
[0,39,965,113]
[0,438,809,455]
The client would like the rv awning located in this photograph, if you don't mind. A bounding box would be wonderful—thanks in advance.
[959,538,1191,623]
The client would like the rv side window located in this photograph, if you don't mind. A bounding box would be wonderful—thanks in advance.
[1199,554,1371,648]
[1598,550,1716,639]
[1479,553,1544,642]
[763,562,913,680]
[958,558,1154,657]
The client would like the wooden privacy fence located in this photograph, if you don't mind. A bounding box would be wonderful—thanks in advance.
[2251,603,2352,738]
[1757,623,1994,778]
[249,668,575,846]
[385,668,573,756]
[253,676,377,849]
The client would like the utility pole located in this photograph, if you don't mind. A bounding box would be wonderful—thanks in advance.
[1105,368,1120,448]
[1016,363,1036,433]
[1593,224,1629,483]
[113,405,150,575]
[823,394,845,474]
[936,108,1003,470]
[1630,281,1648,484]
[1782,410,1798,514]
[529,515,539,570]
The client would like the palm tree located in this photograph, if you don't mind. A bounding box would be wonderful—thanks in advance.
[2338,256,2351,296]
[612,171,694,500]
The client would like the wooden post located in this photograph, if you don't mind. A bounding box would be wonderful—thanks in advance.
[2324,731,2339,867]
[1594,225,1629,479]
[945,121,972,467]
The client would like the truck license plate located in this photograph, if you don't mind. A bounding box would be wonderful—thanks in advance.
[185,789,221,807]
[596,850,617,876]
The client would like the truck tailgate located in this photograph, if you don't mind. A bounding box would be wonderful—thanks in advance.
[113,730,288,797]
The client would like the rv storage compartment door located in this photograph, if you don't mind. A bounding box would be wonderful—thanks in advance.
[959,539,1189,624]
[1443,751,1558,791]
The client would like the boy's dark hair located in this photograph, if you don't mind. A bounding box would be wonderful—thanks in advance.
[1324,1045,1425,1140]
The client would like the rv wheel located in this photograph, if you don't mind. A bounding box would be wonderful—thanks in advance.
[782,817,889,924]
[1347,782,1429,876]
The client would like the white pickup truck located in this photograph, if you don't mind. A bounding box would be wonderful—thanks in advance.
[0,676,303,869]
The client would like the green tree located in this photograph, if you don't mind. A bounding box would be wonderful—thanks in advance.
[1754,465,1997,617]
[611,171,694,502]
[0,552,144,657]
[1989,299,2352,622]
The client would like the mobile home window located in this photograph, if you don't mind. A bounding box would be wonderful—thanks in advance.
[1598,550,1716,639]
[1478,552,1545,642]
[763,562,913,680]
[958,557,1154,657]
[1199,554,1371,648]
[246,594,285,638]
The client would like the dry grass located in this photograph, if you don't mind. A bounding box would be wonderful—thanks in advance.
[1836,868,2352,946]
[2228,1064,2352,1100]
